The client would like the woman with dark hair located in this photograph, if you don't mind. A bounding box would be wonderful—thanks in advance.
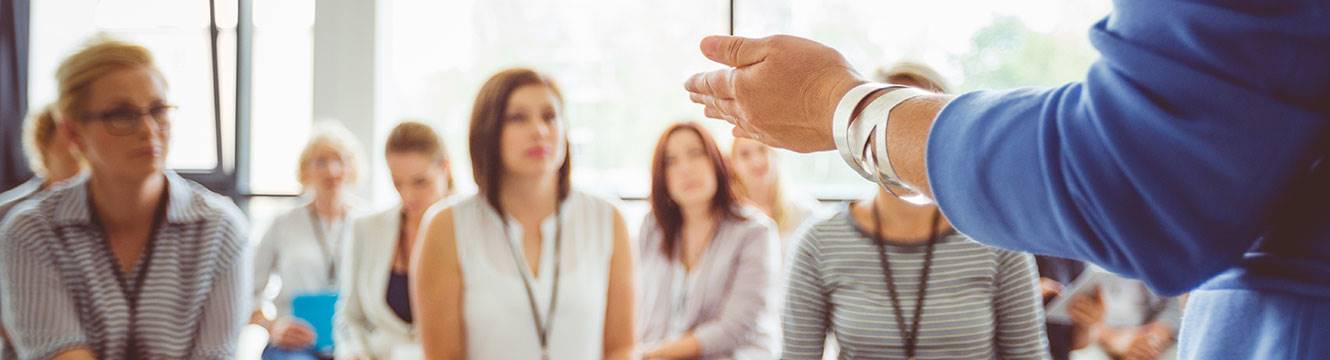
[412,68,637,360]
[636,122,781,359]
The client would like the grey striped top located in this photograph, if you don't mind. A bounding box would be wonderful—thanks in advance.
[782,207,1049,360]
[0,172,249,360]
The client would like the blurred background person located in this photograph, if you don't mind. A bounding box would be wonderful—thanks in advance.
[781,64,1048,359]
[0,103,86,360]
[729,136,820,258]
[336,120,456,360]
[0,36,248,360]
[1065,274,1182,360]
[781,180,1049,359]
[413,68,637,360]
[0,104,84,218]
[1037,255,1089,360]
[637,122,781,359]
[253,124,365,360]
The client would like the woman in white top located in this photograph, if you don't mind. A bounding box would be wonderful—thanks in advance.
[336,121,456,360]
[729,137,821,254]
[253,124,365,359]
[413,68,637,360]
[637,122,782,359]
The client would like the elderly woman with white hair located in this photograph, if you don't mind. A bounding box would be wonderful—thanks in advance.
[251,124,366,360]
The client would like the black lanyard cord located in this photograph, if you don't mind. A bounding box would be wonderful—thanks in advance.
[870,201,941,360]
[78,184,169,357]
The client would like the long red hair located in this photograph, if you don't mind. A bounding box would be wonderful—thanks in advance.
[649,122,744,260]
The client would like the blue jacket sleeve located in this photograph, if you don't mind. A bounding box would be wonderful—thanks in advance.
[925,0,1329,295]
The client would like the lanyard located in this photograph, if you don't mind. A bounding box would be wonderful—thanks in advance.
[306,205,339,287]
[870,201,940,360]
[79,185,169,357]
[501,209,563,360]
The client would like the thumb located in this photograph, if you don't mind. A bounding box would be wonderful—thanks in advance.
[701,35,767,67]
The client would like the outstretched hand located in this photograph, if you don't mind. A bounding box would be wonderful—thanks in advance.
[685,35,866,153]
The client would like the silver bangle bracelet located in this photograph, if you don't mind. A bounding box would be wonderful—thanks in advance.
[865,87,933,205]
[833,83,895,180]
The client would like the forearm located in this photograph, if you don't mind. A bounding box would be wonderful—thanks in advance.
[643,334,701,360]
[848,91,953,199]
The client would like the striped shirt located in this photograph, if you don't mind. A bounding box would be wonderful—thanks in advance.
[0,177,45,360]
[782,207,1049,360]
[0,172,249,360]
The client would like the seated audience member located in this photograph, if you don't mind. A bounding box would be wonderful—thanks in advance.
[0,36,248,360]
[637,122,782,359]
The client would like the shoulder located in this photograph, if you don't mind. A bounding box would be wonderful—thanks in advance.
[424,194,483,235]
[188,184,247,229]
[802,208,855,241]
[353,206,400,230]
[169,179,250,256]
[1,179,88,249]
[271,202,312,225]
[0,178,41,207]
[789,208,863,258]
[731,205,776,234]
[936,233,1029,265]
[565,190,620,219]
[444,194,486,217]
[725,206,780,252]
[0,199,56,251]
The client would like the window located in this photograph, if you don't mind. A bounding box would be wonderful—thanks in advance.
[379,0,730,201]
[380,0,1108,203]
[247,0,316,194]
[738,0,1109,199]
[29,0,1110,204]
[28,0,231,172]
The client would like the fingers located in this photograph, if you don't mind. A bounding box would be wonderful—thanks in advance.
[685,70,736,100]
[690,92,743,125]
[700,35,767,68]
[272,318,317,348]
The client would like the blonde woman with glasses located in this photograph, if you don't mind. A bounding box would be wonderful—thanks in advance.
[0,37,248,360]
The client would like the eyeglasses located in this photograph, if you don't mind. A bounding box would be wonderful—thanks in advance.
[82,105,176,136]
[308,157,346,171]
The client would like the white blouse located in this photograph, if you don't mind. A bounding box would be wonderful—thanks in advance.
[253,202,355,317]
[449,191,619,360]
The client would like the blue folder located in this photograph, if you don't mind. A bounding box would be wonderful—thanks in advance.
[290,291,339,354]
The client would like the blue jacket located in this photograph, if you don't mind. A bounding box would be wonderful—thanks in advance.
[927,0,1328,357]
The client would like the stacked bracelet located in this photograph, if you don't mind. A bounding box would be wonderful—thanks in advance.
[833,83,896,180]
[833,83,933,205]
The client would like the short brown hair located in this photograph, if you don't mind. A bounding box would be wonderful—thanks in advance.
[649,122,744,260]
[386,120,455,194]
[468,68,570,214]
